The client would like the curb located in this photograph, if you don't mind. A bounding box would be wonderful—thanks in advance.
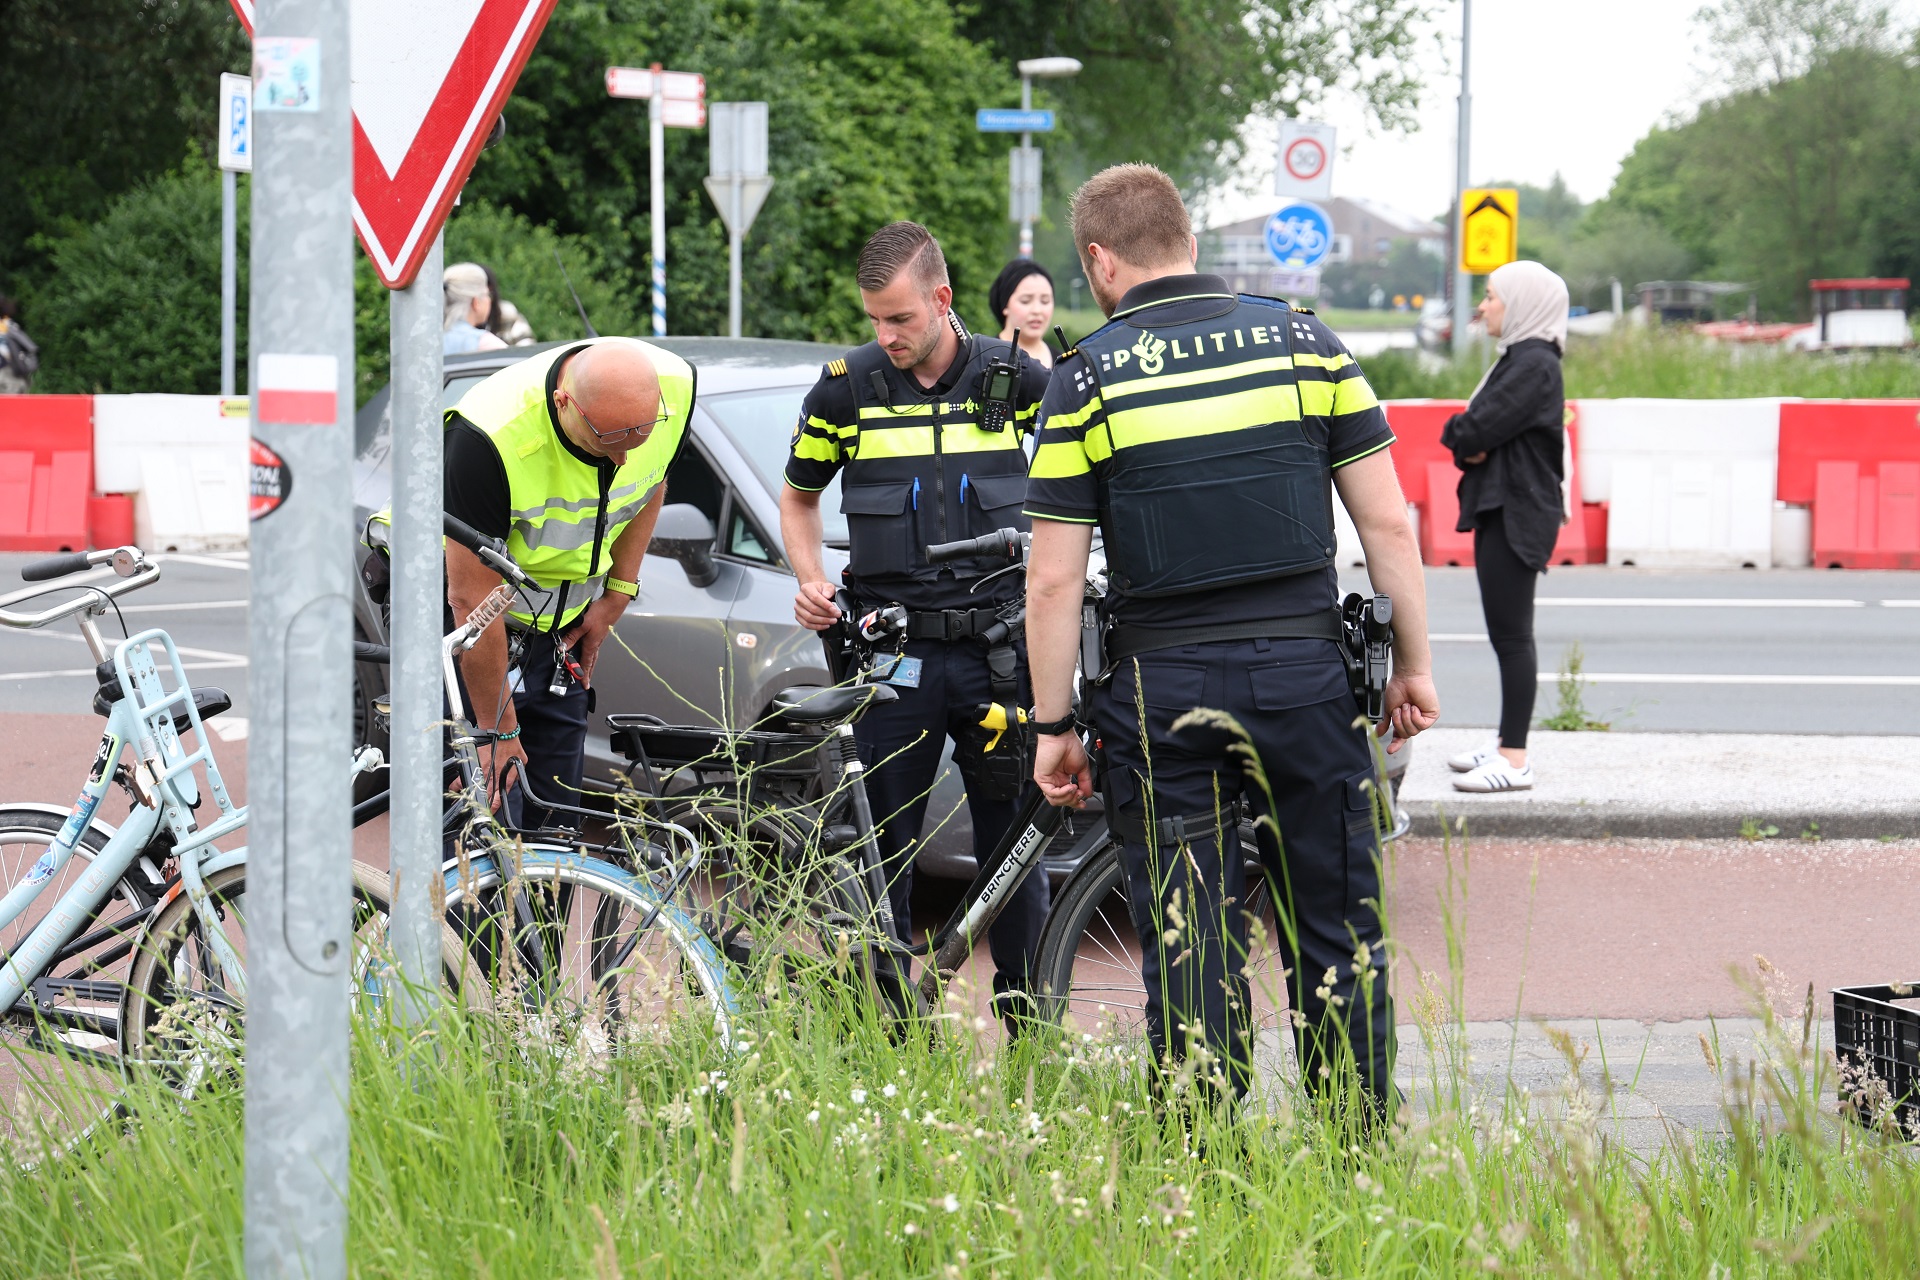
[1404,803,1920,841]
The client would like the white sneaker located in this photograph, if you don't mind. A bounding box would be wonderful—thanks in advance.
[1447,742,1501,773]
[1452,757,1534,793]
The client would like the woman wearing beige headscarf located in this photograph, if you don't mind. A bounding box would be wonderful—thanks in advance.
[1439,260,1570,793]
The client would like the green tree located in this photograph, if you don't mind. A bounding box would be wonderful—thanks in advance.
[0,1,249,285]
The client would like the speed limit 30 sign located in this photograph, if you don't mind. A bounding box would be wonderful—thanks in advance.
[1275,120,1335,200]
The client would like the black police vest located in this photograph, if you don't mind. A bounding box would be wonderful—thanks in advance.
[1076,295,1336,599]
[836,338,1031,584]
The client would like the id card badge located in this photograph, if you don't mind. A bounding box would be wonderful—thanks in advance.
[873,653,923,688]
[507,667,525,694]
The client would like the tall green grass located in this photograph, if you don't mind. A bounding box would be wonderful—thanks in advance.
[1365,326,1920,402]
[4,933,1919,1276]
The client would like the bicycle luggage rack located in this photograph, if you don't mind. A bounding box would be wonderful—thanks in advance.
[114,629,244,857]
[608,715,819,795]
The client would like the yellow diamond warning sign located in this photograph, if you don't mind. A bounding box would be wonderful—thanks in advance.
[1459,187,1519,275]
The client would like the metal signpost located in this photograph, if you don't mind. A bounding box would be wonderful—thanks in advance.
[243,7,356,1277]
[1452,0,1475,357]
[702,102,773,339]
[608,65,706,337]
[981,57,1079,259]
[217,72,252,398]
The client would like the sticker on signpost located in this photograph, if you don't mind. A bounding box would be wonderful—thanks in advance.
[254,37,320,113]
[250,439,292,521]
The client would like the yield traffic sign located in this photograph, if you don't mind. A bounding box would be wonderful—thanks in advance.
[225,0,559,288]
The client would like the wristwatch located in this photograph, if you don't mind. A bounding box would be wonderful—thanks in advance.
[1030,711,1079,736]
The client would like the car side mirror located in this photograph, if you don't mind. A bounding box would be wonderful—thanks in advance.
[648,503,720,588]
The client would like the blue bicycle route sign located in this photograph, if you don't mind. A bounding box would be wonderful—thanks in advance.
[976,108,1054,132]
[1265,201,1333,270]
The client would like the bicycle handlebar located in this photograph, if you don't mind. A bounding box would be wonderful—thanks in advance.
[925,528,1025,566]
[20,551,95,583]
[444,513,534,589]
[353,641,392,664]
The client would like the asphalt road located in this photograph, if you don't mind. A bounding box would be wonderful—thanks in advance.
[0,551,1913,735]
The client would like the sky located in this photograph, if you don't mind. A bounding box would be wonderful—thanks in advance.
[1205,0,1920,230]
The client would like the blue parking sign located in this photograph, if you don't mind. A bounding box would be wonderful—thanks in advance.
[1265,201,1333,270]
[218,72,253,173]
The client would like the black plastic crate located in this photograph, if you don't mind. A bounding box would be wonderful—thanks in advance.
[1833,983,1920,1129]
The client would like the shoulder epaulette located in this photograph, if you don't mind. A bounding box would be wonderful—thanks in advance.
[1290,305,1317,315]
[826,358,847,377]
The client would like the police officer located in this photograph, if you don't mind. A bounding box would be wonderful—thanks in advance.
[443,337,695,825]
[1023,166,1439,1111]
[779,221,1051,1025]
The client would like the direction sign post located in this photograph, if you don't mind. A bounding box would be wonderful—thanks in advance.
[703,102,773,339]
[243,5,357,1277]
[608,64,707,337]
[217,73,252,398]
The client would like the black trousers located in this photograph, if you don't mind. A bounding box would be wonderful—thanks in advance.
[1092,637,1393,1108]
[853,635,1050,999]
[1472,508,1540,750]
[501,629,590,830]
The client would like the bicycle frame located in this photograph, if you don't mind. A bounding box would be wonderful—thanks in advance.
[0,628,246,1014]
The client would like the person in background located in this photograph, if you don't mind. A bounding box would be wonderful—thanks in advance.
[494,298,537,346]
[0,295,40,394]
[988,259,1056,369]
[1441,260,1571,794]
[444,261,508,355]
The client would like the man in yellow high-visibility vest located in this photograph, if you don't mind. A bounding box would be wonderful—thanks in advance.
[443,337,695,824]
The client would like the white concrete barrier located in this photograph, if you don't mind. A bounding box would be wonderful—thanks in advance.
[1573,398,1785,568]
[93,395,248,552]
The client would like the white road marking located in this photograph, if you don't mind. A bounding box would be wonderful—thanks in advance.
[1541,672,1920,686]
[1883,600,1920,608]
[0,661,245,681]
[154,553,250,570]
[209,716,249,741]
[1537,597,1866,608]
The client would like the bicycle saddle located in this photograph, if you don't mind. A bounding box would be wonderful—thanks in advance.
[92,683,232,734]
[770,683,898,726]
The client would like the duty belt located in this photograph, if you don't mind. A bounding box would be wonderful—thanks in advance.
[1105,611,1341,665]
[905,607,1001,642]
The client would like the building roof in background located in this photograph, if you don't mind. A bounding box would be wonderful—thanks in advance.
[1202,195,1445,243]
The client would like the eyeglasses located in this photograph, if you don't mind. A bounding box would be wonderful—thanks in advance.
[557,388,670,444]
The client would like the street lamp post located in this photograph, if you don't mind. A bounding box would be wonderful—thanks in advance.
[1014,57,1080,259]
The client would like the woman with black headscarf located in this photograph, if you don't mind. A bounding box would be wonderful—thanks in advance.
[987,259,1055,369]
[1440,260,1572,793]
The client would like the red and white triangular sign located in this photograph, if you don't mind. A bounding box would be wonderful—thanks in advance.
[227,0,557,288]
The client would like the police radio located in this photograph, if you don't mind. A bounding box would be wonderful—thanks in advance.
[977,350,1022,433]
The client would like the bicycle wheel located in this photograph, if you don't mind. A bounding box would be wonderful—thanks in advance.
[0,807,164,1147]
[658,788,893,1012]
[442,845,737,1058]
[1032,832,1294,1074]
[120,863,475,1095]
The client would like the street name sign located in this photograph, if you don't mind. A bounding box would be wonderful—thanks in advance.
[225,0,560,288]
[1274,120,1334,200]
[607,65,707,127]
[1265,201,1334,271]
[1459,187,1519,275]
[977,108,1054,132]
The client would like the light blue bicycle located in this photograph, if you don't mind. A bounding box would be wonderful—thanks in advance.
[0,543,735,1139]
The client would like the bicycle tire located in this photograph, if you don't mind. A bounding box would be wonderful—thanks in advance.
[656,787,906,1014]
[441,844,738,1054]
[1032,831,1294,1056]
[120,863,475,1094]
[0,807,163,1145]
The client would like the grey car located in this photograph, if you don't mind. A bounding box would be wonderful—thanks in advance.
[349,337,1105,879]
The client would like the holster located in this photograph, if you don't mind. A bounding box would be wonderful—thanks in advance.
[955,637,1030,802]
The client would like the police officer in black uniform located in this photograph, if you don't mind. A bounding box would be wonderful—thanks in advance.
[1023,167,1440,1111]
[779,221,1052,1026]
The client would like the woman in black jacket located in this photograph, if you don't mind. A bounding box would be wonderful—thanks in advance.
[1440,260,1570,793]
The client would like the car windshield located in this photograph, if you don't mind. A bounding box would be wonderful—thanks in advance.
[702,387,847,544]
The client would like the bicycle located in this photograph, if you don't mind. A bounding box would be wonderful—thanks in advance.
[0,545,473,1145]
[608,528,1088,1022]
[352,516,739,1053]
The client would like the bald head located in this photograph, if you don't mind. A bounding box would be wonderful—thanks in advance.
[555,340,663,461]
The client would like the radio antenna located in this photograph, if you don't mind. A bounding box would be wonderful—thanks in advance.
[552,246,598,338]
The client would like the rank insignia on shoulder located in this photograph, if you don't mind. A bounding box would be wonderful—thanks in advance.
[826,358,848,377]
[1290,305,1317,315]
